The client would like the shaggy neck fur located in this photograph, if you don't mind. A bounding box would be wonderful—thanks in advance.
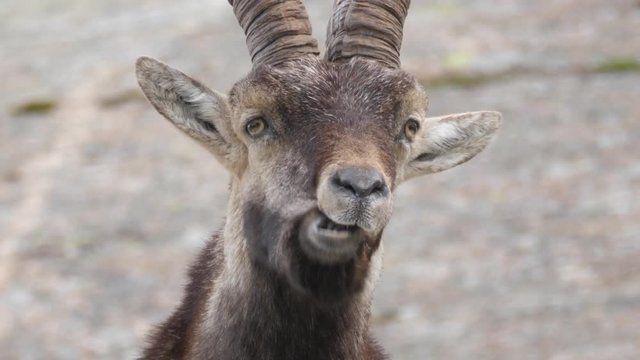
[197,258,372,359]
[141,188,385,360]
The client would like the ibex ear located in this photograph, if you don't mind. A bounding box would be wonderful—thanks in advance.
[135,56,243,171]
[402,111,502,180]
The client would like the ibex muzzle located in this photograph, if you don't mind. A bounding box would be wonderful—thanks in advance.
[136,0,502,358]
[303,164,391,264]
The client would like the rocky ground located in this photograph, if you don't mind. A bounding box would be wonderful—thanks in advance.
[1,0,639,359]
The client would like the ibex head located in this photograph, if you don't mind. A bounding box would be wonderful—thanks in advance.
[136,0,501,303]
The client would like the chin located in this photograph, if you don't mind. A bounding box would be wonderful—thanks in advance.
[282,208,382,305]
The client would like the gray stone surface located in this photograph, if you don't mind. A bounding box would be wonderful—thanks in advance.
[1,0,639,359]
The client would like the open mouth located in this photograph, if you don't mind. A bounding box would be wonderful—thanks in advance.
[298,209,364,264]
[317,214,358,238]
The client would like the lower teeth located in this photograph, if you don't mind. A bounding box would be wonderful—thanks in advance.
[321,218,351,232]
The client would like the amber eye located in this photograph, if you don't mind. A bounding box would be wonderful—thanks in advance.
[246,117,267,138]
[404,118,420,140]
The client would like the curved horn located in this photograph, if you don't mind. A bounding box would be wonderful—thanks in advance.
[325,0,410,68]
[228,0,320,67]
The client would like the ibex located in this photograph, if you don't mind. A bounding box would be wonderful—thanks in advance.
[135,0,501,358]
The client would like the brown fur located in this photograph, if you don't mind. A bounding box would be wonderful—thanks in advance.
[141,234,387,360]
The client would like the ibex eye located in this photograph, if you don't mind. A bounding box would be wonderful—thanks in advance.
[246,117,267,138]
[403,118,420,141]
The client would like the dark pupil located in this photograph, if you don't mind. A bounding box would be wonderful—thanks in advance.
[249,120,262,133]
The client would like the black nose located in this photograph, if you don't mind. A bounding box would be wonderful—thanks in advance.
[331,166,388,199]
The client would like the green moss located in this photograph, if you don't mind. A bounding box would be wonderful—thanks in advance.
[12,99,57,116]
[100,88,145,108]
[371,309,400,325]
[444,50,474,71]
[423,72,507,89]
[595,57,640,73]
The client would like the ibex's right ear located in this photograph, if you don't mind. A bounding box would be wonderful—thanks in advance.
[135,56,244,171]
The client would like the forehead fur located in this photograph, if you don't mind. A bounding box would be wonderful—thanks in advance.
[229,57,422,123]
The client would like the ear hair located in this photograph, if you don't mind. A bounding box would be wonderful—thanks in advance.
[136,56,243,171]
[403,111,502,179]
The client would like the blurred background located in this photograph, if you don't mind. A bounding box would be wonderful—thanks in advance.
[1,0,639,358]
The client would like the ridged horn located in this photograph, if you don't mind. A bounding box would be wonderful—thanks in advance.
[228,0,320,67]
[325,0,411,68]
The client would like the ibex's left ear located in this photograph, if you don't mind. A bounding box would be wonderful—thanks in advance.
[135,56,243,171]
[402,111,502,180]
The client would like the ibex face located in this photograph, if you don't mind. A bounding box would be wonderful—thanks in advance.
[135,0,501,303]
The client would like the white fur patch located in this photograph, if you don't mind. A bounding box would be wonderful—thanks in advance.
[401,111,502,180]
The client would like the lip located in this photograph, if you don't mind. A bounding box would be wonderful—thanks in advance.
[298,209,364,264]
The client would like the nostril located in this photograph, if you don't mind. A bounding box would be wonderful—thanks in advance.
[331,167,388,199]
[369,179,386,196]
[333,176,357,195]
